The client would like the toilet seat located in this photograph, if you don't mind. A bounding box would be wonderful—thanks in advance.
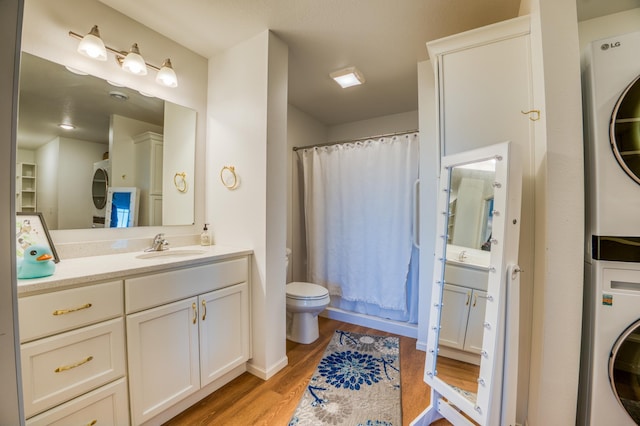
[286,282,329,300]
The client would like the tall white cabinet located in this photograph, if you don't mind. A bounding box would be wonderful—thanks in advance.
[133,132,163,226]
[419,14,536,424]
[427,16,533,158]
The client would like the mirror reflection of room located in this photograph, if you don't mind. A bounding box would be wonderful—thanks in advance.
[447,159,496,261]
[15,53,196,230]
[436,159,496,406]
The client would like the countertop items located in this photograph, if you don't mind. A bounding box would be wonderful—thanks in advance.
[17,244,252,296]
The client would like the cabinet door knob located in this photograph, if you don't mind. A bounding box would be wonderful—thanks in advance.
[465,292,471,306]
[201,299,207,321]
[192,302,197,324]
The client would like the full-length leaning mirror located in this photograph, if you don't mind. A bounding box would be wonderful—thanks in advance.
[16,52,196,230]
[412,141,522,426]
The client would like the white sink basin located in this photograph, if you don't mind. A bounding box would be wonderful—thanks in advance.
[136,249,206,259]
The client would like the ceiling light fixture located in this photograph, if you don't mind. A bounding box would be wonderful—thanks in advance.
[109,91,129,101]
[69,26,178,88]
[330,66,365,88]
[58,123,75,130]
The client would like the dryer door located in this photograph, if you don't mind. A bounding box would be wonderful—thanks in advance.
[610,75,640,185]
[610,318,640,424]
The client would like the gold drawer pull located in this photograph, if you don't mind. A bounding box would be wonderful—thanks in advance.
[201,299,207,321]
[52,303,93,316]
[87,420,97,426]
[192,302,197,324]
[54,355,94,373]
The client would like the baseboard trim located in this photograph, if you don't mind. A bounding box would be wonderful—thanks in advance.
[246,355,288,380]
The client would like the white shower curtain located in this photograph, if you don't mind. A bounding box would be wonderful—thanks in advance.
[299,133,419,313]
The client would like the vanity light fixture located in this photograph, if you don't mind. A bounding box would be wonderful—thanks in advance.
[76,25,107,61]
[155,59,178,88]
[69,26,179,88]
[330,66,365,88]
[121,43,147,76]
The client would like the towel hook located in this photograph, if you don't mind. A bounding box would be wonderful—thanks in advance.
[521,109,541,121]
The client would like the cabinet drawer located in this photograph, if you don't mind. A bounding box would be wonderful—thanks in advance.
[125,256,248,313]
[21,318,126,418]
[444,262,489,291]
[19,280,123,342]
[26,378,129,426]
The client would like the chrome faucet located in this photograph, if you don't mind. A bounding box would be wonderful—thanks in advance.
[145,233,169,252]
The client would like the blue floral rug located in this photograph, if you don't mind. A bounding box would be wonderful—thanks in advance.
[289,330,401,426]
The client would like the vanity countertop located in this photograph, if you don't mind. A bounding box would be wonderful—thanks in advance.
[17,244,253,296]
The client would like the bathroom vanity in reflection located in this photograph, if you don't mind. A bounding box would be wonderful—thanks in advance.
[439,260,489,364]
[17,247,251,425]
[412,142,522,426]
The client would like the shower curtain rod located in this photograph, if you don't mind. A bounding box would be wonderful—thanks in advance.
[292,129,418,151]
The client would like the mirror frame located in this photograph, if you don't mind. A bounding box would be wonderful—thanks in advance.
[417,141,522,426]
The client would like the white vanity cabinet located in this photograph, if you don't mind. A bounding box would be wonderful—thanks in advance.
[125,256,250,425]
[18,280,129,424]
[439,262,489,364]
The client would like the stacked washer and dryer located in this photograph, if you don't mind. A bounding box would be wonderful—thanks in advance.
[580,31,640,425]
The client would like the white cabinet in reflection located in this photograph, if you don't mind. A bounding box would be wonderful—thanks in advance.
[133,131,163,226]
[438,262,489,365]
[17,162,37,213]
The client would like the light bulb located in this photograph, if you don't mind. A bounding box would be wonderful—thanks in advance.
[155,58,178,88]
[122,43,147,76]
[77,25,107,61]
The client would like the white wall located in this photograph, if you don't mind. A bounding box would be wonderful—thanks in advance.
[17,149,34,163]
[21,0,207,245]
[417,59,438,352]
[162,102,196,225]
[35,136,104,230]
[110,115,163,188]
[287,105,327,281]
[57,137,105,229]
[36,138,59,228]
[207,31,289,379]
[525,0,585,424]
[327,110,418,142]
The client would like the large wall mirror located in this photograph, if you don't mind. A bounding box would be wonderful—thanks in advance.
[16,52,196,230]
[412,142,522,426]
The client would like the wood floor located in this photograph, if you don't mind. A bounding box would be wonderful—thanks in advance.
[163,317,476,426]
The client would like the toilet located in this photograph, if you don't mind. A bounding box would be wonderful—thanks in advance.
[285,250,330,344]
